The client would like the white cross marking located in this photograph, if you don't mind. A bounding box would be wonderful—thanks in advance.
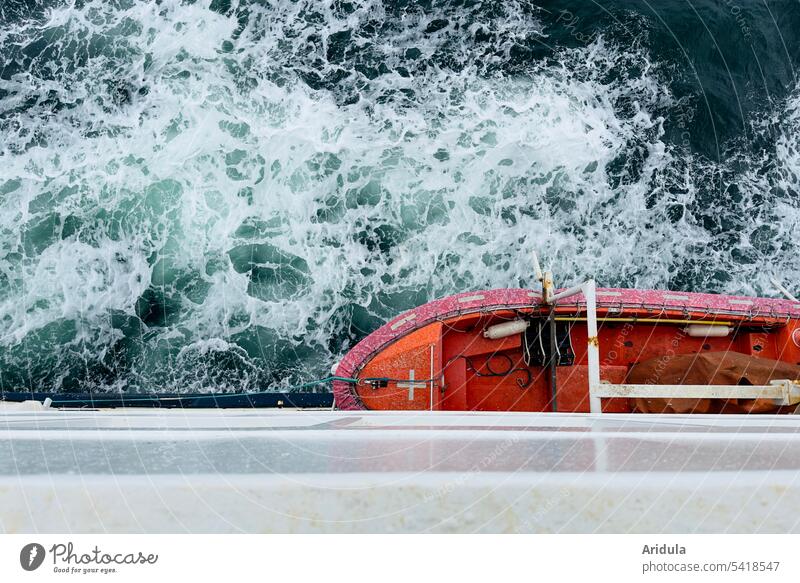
[397,369,427,401]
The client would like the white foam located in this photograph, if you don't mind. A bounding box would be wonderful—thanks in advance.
[0,0,798,391]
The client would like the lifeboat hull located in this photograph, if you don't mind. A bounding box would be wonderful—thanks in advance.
[333,288,800,413]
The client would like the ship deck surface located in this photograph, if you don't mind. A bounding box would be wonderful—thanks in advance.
[2,409,800,533]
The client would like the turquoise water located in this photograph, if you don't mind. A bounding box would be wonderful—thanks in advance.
[0,0,799,392]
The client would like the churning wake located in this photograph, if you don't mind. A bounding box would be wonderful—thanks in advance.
[0,0,798,392]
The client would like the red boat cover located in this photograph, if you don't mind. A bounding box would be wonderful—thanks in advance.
[626,352,800,414]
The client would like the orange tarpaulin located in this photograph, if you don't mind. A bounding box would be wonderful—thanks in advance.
[626,351,800,414]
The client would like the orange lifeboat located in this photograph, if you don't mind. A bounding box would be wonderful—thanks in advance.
[333,286,800,414]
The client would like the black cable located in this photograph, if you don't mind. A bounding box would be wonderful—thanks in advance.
[461,353,532,388]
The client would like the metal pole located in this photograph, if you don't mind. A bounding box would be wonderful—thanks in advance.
[531,254,600,413]
[532,251,543,283]
[549,304,558,412]
[771,277,798,302]
[543,271,554,304]
[550,282,587,302]
[430,344,435,411]
[584,280,602,413]
[544,278,601,413]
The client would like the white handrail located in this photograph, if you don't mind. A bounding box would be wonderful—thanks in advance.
[584,281,601,413]
[593,380,800,406]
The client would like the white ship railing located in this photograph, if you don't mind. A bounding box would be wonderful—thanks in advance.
[591,380,800,410]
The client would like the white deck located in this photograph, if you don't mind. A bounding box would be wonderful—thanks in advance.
[2,408,800,533]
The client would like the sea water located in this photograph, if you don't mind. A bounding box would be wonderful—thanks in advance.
[0,0,798,392]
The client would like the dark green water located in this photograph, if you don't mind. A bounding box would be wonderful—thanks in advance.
[0,0,798,393]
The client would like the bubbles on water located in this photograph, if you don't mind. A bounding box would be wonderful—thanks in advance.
[0,0,798,392]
